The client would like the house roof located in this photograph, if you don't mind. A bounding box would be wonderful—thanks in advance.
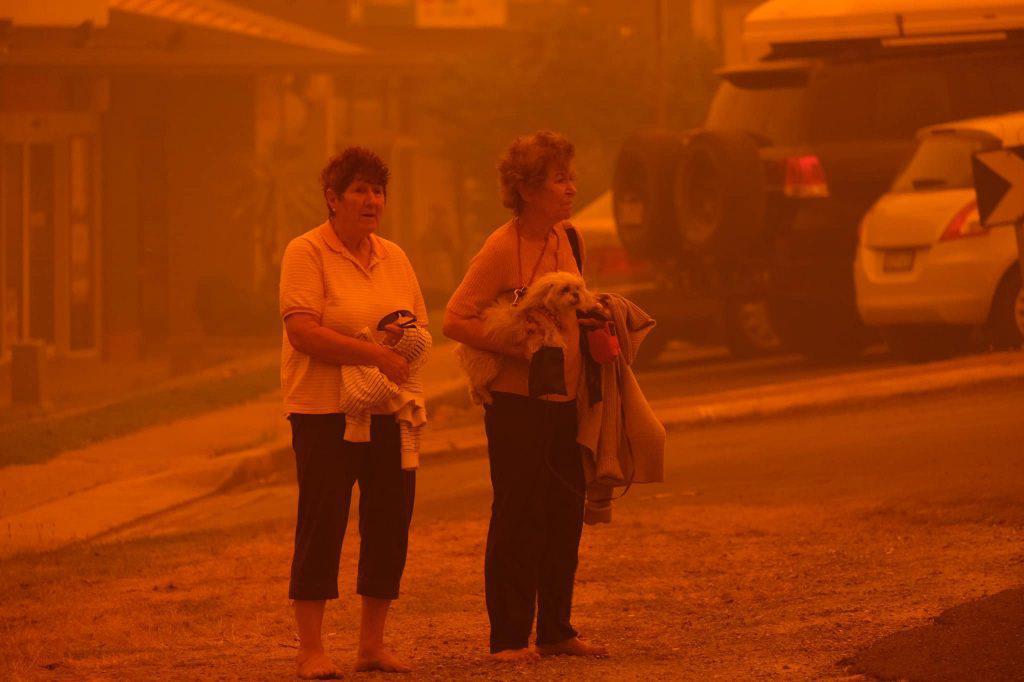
[0,0,366,72]
[110,0,362,55]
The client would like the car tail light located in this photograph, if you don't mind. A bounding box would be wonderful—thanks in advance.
[939,200,986,241]
[590,245,651,282]
[783,155,830,198]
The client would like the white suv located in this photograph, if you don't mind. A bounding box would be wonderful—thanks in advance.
[854,111,1024,359]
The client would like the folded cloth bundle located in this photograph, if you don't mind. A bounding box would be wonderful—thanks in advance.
[576,293,664,524]
[339,312,431,470]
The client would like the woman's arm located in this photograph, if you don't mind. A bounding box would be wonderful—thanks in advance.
[286,313,409,384]
[442,309,528,359]
[443,234,528,358]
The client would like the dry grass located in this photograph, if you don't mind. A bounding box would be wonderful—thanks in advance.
[0,366,279,468]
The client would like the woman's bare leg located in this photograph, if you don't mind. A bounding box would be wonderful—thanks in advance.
[294,600,343,679]
[354,596,412,672]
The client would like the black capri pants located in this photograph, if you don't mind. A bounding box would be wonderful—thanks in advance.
[288,413,415,601]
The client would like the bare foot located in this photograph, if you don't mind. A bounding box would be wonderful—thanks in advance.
[296,649,343,679]
[489,648,541,664]
[354,648,412,673]
[536,636,609,658]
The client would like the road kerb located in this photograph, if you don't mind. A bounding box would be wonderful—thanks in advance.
[0,381,471,559]
[5,353,1022,558]
[655,354,1024,428]
[0,441,291,558]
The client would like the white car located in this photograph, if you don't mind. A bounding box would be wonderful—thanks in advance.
[855,111,1024,360]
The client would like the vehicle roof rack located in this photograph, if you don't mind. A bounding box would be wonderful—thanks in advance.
[745,0,1024,49]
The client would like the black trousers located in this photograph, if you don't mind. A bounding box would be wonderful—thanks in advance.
[288,413,415,601]
[483,392,585,653]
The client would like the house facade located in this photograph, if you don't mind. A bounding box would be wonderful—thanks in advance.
[0,1,361,363]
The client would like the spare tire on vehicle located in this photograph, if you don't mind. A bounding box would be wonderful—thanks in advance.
[671,130,766,255]
[612,130,687,260]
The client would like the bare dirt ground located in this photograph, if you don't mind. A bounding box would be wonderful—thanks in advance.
[2,382,1023,681]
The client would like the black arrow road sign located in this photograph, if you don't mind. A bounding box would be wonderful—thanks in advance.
[972,146,1024,228]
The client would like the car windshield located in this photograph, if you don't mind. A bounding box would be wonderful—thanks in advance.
[891,132,999,193]
[706,81,807,146]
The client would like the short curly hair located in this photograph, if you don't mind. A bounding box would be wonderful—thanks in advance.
[498,130,575,215]
[320,147,390,218]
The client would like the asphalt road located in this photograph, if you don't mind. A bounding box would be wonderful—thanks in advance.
[417,377,1024,679]
[425,375,1024,541]
[77,377,1024,680]
[654,376,1024,514]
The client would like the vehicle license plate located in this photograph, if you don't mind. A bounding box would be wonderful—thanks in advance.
[882,250,915,273]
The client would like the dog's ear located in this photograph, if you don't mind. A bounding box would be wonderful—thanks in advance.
[542,279,564,310]
[523,277,553,310]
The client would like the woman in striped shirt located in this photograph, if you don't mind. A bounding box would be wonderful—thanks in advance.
[279,147,427,679]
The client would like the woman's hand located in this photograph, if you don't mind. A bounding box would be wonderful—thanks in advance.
[374,346,410,384]
[444,309,532,360]
[577,294,611,329]
[381,322,404,346]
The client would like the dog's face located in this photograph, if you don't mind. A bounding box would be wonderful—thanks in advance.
[528,272,601,314]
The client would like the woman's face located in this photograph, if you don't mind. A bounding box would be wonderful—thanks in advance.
[523,162,577,221]
[329,178,385,236]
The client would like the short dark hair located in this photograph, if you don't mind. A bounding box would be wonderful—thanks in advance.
[498,130,575,215]
[320,147,390,217]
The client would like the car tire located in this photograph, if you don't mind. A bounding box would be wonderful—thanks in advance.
[989,268,1024,350]
[724,298,782,358]
[882,326,971,362]
[671,131,766,255]
[613,131,687,260]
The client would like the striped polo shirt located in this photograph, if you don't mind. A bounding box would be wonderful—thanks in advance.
[279,222,428,414]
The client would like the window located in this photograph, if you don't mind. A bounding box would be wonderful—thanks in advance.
[2,145,24,354]
[69,136,95,350]
[807,64,952,143]
[1,120,99,357]
[949,54,1024,119]
[706,81,807,145]
[28,144,55,343]
[808,48,1024,144]
[891,131,999,193]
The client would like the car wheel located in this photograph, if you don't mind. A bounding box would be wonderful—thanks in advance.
[882,326,971,362]
[724,298,782,358]
[672,131,767,256]
[989,269,1024,350]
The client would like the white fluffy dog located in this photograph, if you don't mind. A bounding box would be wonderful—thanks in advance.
[455,271,603,405]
